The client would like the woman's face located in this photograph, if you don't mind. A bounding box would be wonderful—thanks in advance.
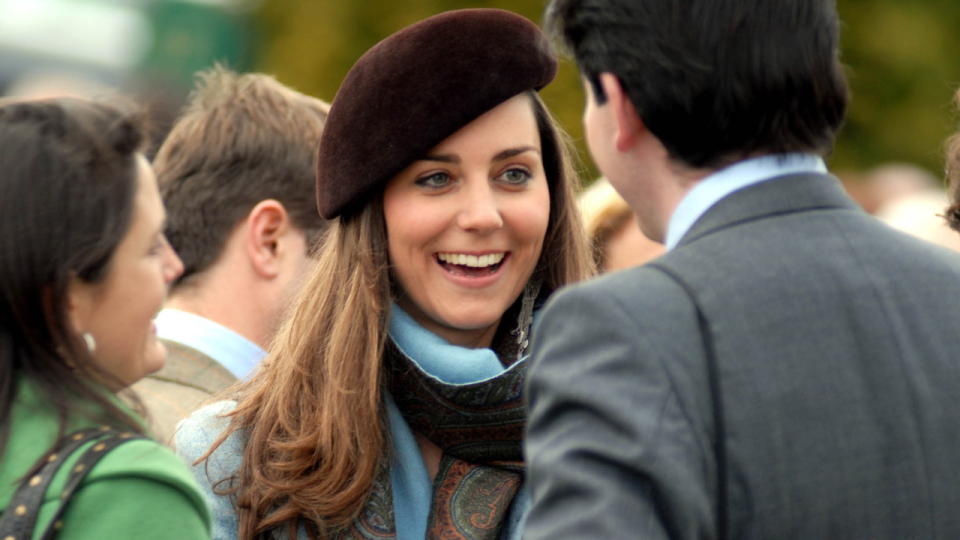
[69,155,184,389]
[383,94,551,349]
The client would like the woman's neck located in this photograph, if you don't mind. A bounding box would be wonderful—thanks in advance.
[394,298,501,349]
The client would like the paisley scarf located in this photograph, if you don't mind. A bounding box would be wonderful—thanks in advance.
[334,284,541,540]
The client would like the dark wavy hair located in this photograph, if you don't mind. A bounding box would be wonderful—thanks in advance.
[0,98,147,462]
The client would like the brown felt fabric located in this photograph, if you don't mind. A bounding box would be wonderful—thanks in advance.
[315,9,558,219]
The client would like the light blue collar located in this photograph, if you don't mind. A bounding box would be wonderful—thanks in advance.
[664,153,828,250]
[155,309,265,380]
[387,303,509,385]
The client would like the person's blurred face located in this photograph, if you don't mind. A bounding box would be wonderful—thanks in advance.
[69,156,184,389]
[603,214,665,272]
[383,94,550,349]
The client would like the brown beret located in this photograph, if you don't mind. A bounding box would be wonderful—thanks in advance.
[316,9,558,219]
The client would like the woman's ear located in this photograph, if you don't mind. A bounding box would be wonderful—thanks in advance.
[65,276,95,337]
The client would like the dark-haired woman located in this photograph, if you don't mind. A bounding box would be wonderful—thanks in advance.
[176,9,593,540]
[0,98,211,538]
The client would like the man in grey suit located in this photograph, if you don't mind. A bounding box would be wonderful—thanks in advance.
[524,0,960,538]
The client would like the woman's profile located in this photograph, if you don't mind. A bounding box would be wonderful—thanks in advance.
[176,9,593,540]
[0,98,210,538]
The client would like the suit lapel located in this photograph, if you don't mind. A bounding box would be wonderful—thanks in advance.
[676,173,861,249]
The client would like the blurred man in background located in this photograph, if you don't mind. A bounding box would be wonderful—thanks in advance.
[133,67,330,443]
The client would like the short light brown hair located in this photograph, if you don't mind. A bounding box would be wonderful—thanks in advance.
[154,66,330,288]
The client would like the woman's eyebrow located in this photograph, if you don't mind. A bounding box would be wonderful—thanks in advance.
[419,146,541,165]
[421,154,460,164]
[493,146,540,162]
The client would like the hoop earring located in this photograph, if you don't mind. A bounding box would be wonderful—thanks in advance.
[81,332,96,354]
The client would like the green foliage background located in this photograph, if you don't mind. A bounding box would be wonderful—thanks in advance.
[252,0,960,182]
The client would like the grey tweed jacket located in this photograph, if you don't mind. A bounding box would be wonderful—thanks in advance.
[525,173,960,539]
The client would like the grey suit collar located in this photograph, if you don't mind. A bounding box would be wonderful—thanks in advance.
[676,172,861,249]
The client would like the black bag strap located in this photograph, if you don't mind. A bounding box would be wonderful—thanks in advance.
[648,261,728,540]
[0,426,145,540]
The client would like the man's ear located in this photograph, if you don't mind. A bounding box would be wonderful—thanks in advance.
[598,73,645,153]
[245,200,291,280]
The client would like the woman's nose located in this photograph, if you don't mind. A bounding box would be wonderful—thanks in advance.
[455,181,503,233]
[160,236,184,283]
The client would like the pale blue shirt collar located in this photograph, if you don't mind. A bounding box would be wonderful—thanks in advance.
[155,308,266,380]
[664,153,828,250]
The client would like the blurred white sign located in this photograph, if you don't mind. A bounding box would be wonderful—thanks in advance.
[0,0,154,70]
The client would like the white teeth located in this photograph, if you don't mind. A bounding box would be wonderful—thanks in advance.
[438,252,505,268]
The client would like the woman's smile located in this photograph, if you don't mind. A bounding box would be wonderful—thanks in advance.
[435,251,508,277]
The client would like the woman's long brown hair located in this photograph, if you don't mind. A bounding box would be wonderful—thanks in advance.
[200,92,594,539]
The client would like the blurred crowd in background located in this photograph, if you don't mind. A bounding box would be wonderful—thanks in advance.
[3,0,960,257]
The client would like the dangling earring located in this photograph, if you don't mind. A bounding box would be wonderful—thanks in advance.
[82,332,96,354]
[512,275,542,361]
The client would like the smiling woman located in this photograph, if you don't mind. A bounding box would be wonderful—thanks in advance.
[175,9,593,540]
[0,98,209,538]
[384,94,552,349]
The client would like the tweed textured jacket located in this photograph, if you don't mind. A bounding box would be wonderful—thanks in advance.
[525,173,960,539]
[133,339,236,446]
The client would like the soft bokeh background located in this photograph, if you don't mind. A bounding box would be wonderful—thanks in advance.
[2,0,960,193]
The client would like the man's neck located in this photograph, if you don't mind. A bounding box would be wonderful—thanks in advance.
[619,144,712,244]
[166,280,270,350]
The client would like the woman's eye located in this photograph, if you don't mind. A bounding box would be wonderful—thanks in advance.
[415,172,451,188]
[500,168,531,185]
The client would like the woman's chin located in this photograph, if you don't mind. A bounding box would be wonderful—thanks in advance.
[141,335,169,376]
